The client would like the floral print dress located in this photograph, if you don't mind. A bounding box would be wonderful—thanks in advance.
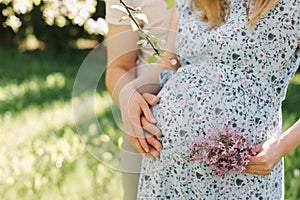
[137,0,300,199]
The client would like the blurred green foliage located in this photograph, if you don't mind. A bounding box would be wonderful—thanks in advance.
[282,73,300,200]
[0,0,107,51]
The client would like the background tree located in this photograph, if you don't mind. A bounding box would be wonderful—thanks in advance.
[0,0,107,51]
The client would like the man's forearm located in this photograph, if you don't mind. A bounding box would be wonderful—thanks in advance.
[121,64,173,97]
[105,66,135,107]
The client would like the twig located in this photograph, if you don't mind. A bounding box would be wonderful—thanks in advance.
[119,0,160,55]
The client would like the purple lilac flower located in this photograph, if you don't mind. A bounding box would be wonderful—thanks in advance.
[187,128,254,177]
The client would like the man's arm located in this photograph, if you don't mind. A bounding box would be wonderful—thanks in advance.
[118,9,180,156]
[105,23,162,158]
[105,24,139,107]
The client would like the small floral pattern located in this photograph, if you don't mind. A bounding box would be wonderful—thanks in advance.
[137,0,300,199]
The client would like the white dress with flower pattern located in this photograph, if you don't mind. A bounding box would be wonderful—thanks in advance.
[137,0,300,199]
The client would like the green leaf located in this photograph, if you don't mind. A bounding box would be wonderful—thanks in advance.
[147,37,158,49]
[146,55,157,64]
[164,0,175,9]
[139,31,147,38]
[157,49,165,55]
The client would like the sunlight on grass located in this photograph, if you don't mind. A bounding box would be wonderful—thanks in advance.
[291,73,300,85]
[0,45,124,199]
[0,73,66,102]
[0,91,123,200]
[73,91,124,173]
[1,102,71,140]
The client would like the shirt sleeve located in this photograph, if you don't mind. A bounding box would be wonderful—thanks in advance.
[159,70,176,87]
[105,0,133,25]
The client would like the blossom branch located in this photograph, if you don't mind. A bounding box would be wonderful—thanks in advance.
[119,0,160,56]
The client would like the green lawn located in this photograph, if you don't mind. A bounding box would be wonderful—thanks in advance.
[0,46,122,200]
[0,46,299,199]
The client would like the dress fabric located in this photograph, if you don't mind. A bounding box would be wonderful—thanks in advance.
[137,0,300,199]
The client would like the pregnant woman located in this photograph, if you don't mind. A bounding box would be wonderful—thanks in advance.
[119,0,300,199]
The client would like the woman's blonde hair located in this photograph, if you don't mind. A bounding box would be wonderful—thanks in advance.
[190,0,278,29]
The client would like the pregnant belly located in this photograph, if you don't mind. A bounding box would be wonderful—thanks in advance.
[152,65,281,154]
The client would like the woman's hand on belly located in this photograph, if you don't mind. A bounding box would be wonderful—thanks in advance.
[141,114,163,159]
[243,138,284,176]
[119,87,162,159]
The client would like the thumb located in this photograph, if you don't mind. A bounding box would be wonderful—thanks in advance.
[251,141,265,154]
[142,93,159,106]
[247,142,265,165]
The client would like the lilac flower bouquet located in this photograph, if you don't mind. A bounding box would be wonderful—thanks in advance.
[187,128,254,177]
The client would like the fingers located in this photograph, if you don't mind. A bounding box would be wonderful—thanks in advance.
[127,116,162,160]
[126,117,162,157]
[140,101,157,123]
[141,116,162,138]
[244,159,273,175]
[131,121,150,153]
[145,132,162,151]
[145,136,161,161]
[120,89,161,159]
[244,153,274,176]
[243,138,283,176]
[127,135,147,157]
[246,154,265,165]
[243,167,270,176]
[127,113,150,154]
[251,142,264,154]
[146,146,160,161]
[144,132,162,161]
[120,90,161,158]
[127,134,161,160]
[245,141,266,166]
[142,93,160,106]
[146,151,156,161]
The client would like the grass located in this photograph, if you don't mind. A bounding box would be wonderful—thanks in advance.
[0,46,123,200]
[0,45,299,199]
